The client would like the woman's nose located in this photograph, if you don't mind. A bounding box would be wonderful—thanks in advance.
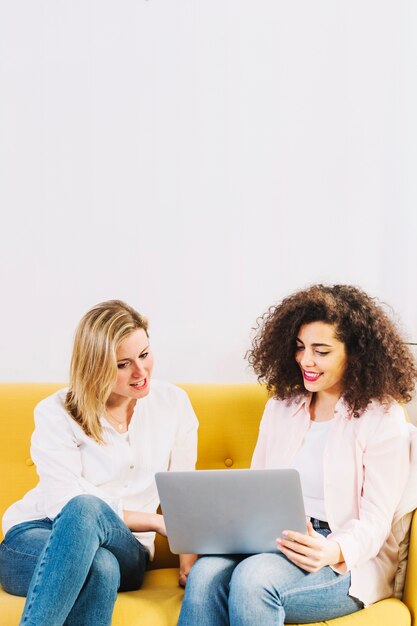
[301,349,315,368]
[132,360,146,378]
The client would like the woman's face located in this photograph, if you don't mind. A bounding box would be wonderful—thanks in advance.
[109,328,154,403]
[295,321,347,398]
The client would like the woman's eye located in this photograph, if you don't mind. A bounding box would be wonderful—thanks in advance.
[295,345,304,351]
[117,362,128,369]
[316,351,330,356]
[139,352,149,359]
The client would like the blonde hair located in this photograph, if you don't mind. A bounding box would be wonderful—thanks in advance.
[65,300,148,443]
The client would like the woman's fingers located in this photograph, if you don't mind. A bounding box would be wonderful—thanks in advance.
[276,530,343,572]
[277,542,322,571]
[277,537,323,560]
[277,540,325,572]
[282,527,320,544]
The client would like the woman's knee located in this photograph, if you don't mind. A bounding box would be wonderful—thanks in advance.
[228,554,292,620]
[88,548,120,592]
[58,495,111,522]
[230,553,288,597]
[186,556,237,595]
[180,556,240,624]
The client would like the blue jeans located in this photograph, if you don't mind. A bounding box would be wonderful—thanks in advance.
[178,529,363,626]
[0,495,149,626]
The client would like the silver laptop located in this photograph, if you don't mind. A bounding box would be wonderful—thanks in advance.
[155,468,306,554]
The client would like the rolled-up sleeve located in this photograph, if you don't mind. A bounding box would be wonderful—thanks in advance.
[330,413,410,573]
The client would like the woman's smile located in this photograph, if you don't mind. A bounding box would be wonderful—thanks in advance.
[302,370,322,382]
[295,322,347,398]
[130,379,148,390]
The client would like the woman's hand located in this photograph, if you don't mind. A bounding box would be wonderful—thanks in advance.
[178,554,198,587]
[152,513,167,537]
[276,521,344,573]
[123,510,167,536]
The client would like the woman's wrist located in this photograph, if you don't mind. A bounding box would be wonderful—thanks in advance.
[151,512,166,535]
[326,539,344,566]
[123,510,166,535]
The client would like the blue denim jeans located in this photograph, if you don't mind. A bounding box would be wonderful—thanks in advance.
[0,495,149,626]
[178,529,363,626]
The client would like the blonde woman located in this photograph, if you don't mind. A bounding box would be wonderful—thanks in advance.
[0,300,198,625]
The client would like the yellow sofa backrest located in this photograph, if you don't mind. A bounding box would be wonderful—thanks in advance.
[0,382,269,540]
[0,383,66,535]
[181,383,269,469]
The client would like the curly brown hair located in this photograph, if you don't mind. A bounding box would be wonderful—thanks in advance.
[247,284,417,416]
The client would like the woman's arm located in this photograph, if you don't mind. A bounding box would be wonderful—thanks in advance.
[123,510,167,536]
[277,408,410,573]
[329,411,410,574]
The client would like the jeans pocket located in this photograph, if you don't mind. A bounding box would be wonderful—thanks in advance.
[0,540,41,596]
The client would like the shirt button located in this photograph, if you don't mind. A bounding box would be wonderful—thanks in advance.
[129,465,134,469]
[224,458,234,467]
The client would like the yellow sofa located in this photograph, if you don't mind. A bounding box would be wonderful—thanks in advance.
[0,382,415,626]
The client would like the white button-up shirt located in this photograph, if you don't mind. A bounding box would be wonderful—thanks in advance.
[2,380,198,557]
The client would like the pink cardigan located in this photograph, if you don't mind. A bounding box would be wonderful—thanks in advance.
[251,394,411,606]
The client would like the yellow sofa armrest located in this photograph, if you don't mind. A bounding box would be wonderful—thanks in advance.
[403,509,417,623]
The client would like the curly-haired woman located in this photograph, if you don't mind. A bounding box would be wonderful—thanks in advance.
[0,300,198,625]
[178,284,417,626]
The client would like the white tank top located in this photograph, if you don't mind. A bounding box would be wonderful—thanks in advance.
[292,419,333,521]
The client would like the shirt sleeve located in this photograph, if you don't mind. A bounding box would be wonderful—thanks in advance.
[168,390,199,471]
[30,400,125,519]
[329,409,411,574]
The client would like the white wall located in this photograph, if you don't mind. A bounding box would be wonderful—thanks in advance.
[1,1,417,390]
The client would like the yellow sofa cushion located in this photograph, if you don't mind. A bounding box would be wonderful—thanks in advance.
[0,571,411,626]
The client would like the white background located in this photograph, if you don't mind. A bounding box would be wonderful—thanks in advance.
[1,1,416,392]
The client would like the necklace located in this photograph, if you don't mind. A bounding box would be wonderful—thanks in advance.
[105,409,128,432]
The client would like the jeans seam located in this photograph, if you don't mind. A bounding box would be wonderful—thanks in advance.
[22,543,49,622]
[0,542,41,559]
[281,572,349,601]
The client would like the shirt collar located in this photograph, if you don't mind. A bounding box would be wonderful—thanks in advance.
[290,393,351,420]
[290,393,312,417]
